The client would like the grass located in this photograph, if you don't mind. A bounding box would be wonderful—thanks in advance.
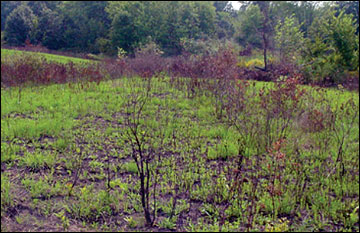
[1,48,95,65]
[1,51,359,232]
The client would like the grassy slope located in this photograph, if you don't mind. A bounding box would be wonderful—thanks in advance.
[1,48,95,65]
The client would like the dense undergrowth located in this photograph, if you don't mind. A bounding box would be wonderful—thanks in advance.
[1,49,359,232]
[2,46,359,91]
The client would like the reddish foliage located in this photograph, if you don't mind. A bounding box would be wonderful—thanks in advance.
[239,45,252,56]
[260,76,307,120]
[1,56,104,87]
[2,46,357,92]
[127,53,169,78]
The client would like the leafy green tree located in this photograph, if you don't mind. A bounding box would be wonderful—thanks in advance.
[38,8,66,50]
[109,2,147,55]
[26,1,56,16]
[4,4,36,46]
[212,1,236,39]
[271,1,318,37]
[8,1,63,46]
[213,1,230,12]
[335,1,359,33]
[154,1,216,55]
[237,1,272,70]
[195,1,216,37]
[302,8,359,83]
[157,1,185,55]
[296,1,318,36]
[328,11,358,70]
[58,1,110,52]
[1,1,22,31]
[96,37,114,56]
[215,11,236,39]
[235,4,263,48]
[110,11,143,54]
[25,1,52,45]
[237,1,319,51]
[107,1,216,56]
[275,15,305,63]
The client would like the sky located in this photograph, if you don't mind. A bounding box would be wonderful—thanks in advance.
[229,1,331,10]
[230,1,241,10]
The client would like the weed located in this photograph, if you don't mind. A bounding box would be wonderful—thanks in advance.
[0,53,358,232]
[124,216,138,228]
[54,210,70,230]
[21,176,64,199]
[265,217,290,232]
[19,150,57,171]
[1,174,13,209]
[157,217,177,230]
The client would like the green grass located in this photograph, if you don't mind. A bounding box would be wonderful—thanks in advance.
[19,150,57,170]
[1,74,358,232]
[1,48,95,65]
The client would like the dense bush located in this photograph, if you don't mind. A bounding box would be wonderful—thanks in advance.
[1,54,104,87]
[1,40,358,91]
[300,10,359,85]
[179,37,238,56]
[274,15,305,63]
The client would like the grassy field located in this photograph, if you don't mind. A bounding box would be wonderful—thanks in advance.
[1,51,359,232]
[1,48,95,65]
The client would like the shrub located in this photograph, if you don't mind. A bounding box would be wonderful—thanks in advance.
[126,53,168,78]
[301,9,359,85]
[100,58,129,80]
[180,37,221,56]
[135,37,164,57]
[1,53,105,87]
[275,15,305,63]
[96,37,115,56]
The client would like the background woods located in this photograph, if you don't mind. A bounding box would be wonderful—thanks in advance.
[1,1,359,232]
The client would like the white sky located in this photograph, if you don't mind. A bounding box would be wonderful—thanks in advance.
[229,1,330,10]
[229,1,241,10]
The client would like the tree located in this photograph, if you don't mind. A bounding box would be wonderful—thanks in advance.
[154,1,216,55]
[107,1,217,56]
[212,1,237,39]
[270,1,318,37]
[195,1,216,37]
[328,11,358,70]
[235,4,263,48]
[256,1,271,71]
[302,7,359,83]
[1,1,22,31]
[275,15,305,63]
[4,4,36,46]
[335,1,359,33]
[296,1,318,37]
[58,1,110,52]
[110,11,144,54]
[25,1,53,45]
[215,11,236,39]
[213,1,230,12]
[237,1,272,70]
[38,8,66,50]
[109,2,146,55]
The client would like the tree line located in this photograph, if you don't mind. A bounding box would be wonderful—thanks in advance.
[1,1,358,59]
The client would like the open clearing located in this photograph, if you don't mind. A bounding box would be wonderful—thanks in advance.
[2,75,359,232]
[1,49,359,232]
